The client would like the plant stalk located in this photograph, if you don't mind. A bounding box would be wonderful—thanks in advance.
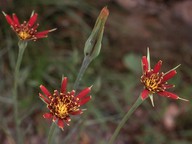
[73,56,91,90]
[48,122,57,144]
[108,96,143,144]
[47,56,91,143]
[13,41,27,144]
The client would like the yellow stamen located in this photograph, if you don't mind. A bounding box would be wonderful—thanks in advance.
[18,31,31,40]
[49,92,80,119]
[57,102,68,116]
[142,73,162,93]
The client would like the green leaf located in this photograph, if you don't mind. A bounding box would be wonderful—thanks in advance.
[123,53,141,74]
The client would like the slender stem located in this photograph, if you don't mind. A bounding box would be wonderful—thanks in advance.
[61,56,91,143]
[73,56,91,90]
[47,56,92,143]
[13,41,27,144]
[108,96,143,144]
[48,122,57,144]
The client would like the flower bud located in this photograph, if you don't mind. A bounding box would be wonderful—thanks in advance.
[84,7,109,60]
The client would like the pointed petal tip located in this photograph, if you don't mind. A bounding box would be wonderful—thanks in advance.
[89,85,93,89]
[149,94,155,107]
[49,28,57,32]
[62,76,67,80]
[71,90,76,93]
[142,56,147,59]
[169,64,181,72]
[2,11,6,16]
[82,108,87,111]
[30,11,36,17]
[39,93,43,96]
[177,64,181,68]
[178,97,189,102]
[66,123,70,126]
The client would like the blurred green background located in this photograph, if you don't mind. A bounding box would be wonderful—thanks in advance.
[0,0,192,144]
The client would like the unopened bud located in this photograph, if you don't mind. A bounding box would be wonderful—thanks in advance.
[84,7,109,60]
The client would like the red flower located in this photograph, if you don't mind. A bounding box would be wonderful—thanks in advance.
[39,77,92,130]
[2,11,56,41]
[141,56,188,102]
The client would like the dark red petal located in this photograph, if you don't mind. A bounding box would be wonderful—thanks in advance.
[162,70,176,82]
[158,91,179,99]
[39,93,50,104]
[40,85,51,97]
[141,89,149,100]
[28,13,38,27]
[70,90,75,96]
[61,77,68,93]
[35,29,56,39]
[64,117,71,125]
[142,56,148,72]
[43,113,53,119]
[163,84,175,89]
[76,86,92,99]
[79,96,91,106]
[53,116,57,122]
[34,34,47,39]
[70,110,83,115]
[65,116,71,122]
[153,60,162,73]
[4,13,14,26]
[12,13,20,26]
[32,23,39,30]
[57,119,64,130]
[35,30,49,37]
[53,90,59,96]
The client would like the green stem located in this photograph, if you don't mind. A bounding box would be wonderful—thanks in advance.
[61,56,91,142]
[48,122,57,144]
[47,56,92,143]
[73,56,91,90]
[13,41,27,144]
[108,96,143,144]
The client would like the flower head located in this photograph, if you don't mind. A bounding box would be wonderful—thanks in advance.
[2,11,56,41]
[39,77,92,130]
[140,48,188,105]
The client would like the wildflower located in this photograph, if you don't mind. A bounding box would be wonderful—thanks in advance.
[2,11,56,41]
[39,77,92,130]
[140,48,188,106]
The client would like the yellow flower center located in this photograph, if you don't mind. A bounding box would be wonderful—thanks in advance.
[18,31,31,40]
[141,73,163,93]
[56,102,68,116]
[48,92,79,120]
